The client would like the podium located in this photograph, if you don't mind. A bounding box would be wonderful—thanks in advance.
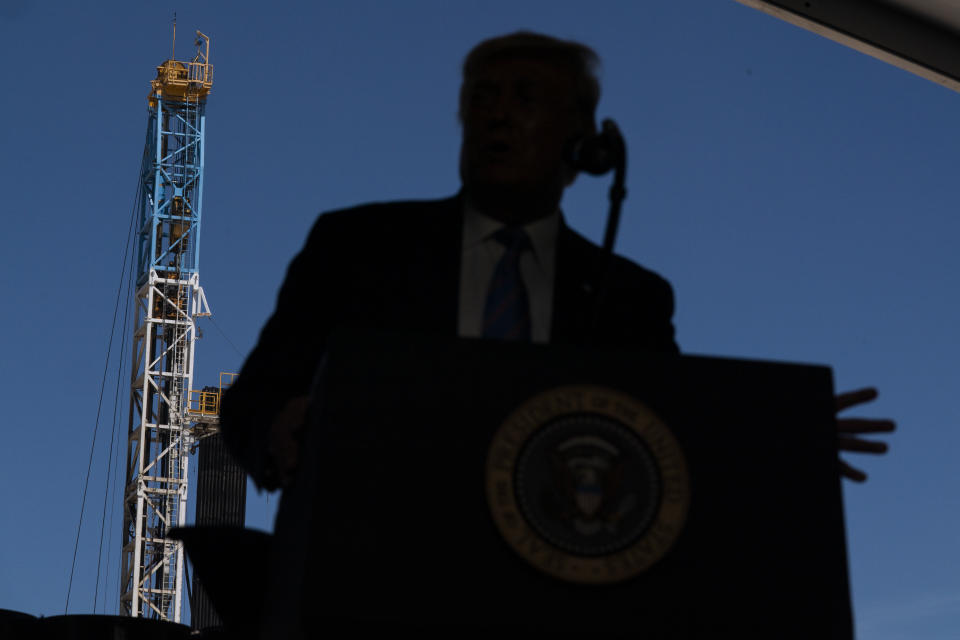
[259,331,852,637]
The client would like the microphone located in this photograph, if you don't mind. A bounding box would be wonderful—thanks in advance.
[572,118,629,345]
[564,118,624,175]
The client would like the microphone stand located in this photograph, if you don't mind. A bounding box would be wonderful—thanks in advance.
[587,119,627,346]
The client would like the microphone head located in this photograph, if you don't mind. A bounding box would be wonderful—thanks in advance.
[566,137,614,175]
[564,119,622,175]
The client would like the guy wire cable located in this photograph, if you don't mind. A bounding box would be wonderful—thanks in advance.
[65,158,143,614]
[93,215,136,611]
[102,243,136,615]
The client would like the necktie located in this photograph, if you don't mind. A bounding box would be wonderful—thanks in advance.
[483,227,532,341]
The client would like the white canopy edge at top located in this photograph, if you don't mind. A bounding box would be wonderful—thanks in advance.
[735,0,960,93]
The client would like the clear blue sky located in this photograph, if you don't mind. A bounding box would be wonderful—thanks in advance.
[1,1,957,636]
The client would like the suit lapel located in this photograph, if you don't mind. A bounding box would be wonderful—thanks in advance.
[408,194,462,336]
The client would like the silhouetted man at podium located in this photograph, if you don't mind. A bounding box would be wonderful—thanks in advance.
[221,31,892,497]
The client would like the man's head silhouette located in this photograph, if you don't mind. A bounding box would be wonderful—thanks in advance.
[458,32,601,225]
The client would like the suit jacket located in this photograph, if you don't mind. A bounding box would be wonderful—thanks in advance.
[221,193,678,487]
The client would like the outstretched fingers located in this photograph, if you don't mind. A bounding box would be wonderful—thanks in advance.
[839,459,867,483]
[837,417,896,434]
[834,387,896,483]
[835,387,879,411]
[838,435,888,454]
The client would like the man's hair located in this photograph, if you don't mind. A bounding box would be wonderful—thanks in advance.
[459,31,600,130]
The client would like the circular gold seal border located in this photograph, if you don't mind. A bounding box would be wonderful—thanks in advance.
[485,385,690,585]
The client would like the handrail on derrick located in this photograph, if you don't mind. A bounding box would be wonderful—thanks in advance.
[187,371,237,417]
[149,31,213,103]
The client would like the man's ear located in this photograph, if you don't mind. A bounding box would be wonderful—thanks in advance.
[562,121,597,186]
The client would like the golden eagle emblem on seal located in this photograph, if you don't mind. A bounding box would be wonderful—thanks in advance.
[485,385,690,585]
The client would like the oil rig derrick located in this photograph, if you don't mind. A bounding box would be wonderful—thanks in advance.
[120,29,215,622]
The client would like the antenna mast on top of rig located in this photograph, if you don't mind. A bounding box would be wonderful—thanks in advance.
[120,27,214,622]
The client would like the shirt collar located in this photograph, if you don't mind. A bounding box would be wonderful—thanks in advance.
[462,204,560,267]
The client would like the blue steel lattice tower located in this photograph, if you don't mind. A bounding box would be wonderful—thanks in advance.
[120,31,213,622]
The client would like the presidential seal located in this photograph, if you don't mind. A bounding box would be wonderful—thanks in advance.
[485,385,690,585]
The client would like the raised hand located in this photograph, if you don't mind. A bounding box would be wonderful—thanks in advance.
[835,387,896,482]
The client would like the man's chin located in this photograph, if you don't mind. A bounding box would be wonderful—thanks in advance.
[463,180,563,223]
[466,180,529,203]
